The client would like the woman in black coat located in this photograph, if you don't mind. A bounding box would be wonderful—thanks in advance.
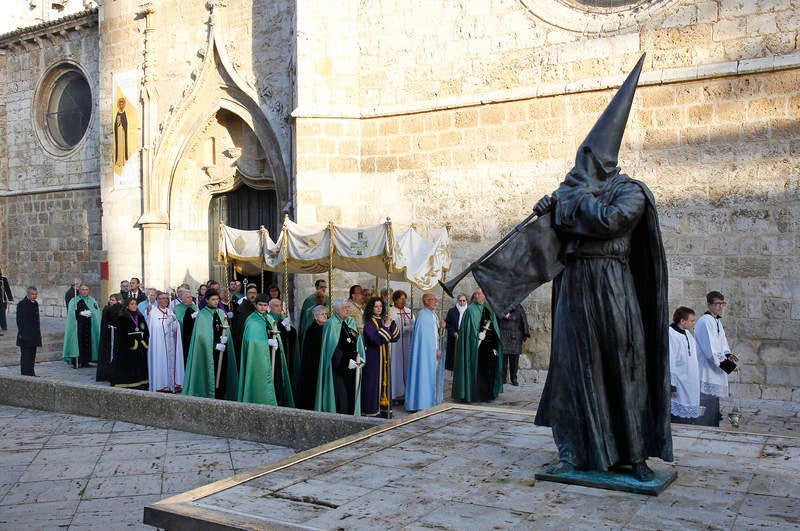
[295,305,328,410]
[110,298,149,390]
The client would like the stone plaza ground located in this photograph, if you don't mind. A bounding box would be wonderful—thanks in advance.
[1,317,799,529]
[0,405,296,529]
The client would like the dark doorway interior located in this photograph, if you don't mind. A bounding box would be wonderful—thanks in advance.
[208,185,279,293]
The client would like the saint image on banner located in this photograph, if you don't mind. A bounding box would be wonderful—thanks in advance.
[114,97,129,168]
[111,71,140,188]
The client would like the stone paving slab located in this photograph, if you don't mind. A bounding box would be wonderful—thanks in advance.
[0,404,296,530]
[145,404,800,530]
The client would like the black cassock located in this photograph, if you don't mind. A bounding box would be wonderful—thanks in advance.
[96,304,120,382]
[331,323,360,415]
[297,321,323,410]
[181,310,195,366]
[232,299,255,369]
[75,299,95,367]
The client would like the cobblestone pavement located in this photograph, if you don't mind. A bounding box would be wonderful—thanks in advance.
[148,405,800,530]
[2,322,799,529]
[0,405,295,529]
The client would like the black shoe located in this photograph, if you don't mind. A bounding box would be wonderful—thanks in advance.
[511,379,519,386]
[502,378,508,384]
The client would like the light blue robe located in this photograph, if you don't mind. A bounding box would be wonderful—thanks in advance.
[405,307,444,411]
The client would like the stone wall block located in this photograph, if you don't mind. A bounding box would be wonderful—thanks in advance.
[730,208,770,232]
[765,366,800,387]
[315,205,341,223]
[740,318,783,341]
[775,207,800,233]
[756,340,799,367]
[760,385,794,401]
[729,382,764,399]
[725,257,771,278]
[771,257,798,280]
[762,298,790,320]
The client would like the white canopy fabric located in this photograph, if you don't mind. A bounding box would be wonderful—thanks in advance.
[218,220,451,291]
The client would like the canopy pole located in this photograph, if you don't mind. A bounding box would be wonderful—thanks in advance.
[441,223,452,318]
[260,226,266,293]
[385,217,393,302]
[327,220,335,313]
[220,221,230,297]
[282,214,290,314]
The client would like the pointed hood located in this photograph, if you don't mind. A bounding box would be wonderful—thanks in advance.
[577,53,646,174]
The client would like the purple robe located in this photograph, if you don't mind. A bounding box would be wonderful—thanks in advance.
[361,317,399,417]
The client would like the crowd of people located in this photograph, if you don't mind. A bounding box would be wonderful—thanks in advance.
[8,272,738,426]
[55,277,530,418]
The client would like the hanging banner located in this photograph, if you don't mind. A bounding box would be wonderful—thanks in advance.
[112,69,140,189]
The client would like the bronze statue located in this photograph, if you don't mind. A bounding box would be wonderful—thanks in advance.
[533,54,672,482]
[443,54,672,485]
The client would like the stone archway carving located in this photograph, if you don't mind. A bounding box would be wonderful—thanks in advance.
[140,26,289,228]
[139,19,290,288]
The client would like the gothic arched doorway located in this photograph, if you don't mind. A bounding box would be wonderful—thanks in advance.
[208,185,280,292]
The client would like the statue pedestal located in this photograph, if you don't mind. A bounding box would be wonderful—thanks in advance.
[535,466,677,496]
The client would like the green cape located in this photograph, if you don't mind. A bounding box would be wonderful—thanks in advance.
[182,306,239,399]
[173,302,198,333]
[315,313,365,415]
[62,295,101,361]
[452,303,504,401]
[238,311,295,407]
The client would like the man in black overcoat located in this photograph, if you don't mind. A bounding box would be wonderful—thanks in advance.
[17,286,42,376]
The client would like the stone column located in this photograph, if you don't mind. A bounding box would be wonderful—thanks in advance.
[141,222,169,290]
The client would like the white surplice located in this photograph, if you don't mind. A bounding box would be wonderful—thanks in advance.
[147,306,185,392]
[694,312,731,398]
[668,324,700,418]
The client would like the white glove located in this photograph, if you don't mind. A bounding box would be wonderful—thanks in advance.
[348,359,357,370]
[215,343,226,351]
[268,338,279,348]
[79,310,92,318]
[478,331,486,341]
[220,336,228,344]
[226,311,234,319]
[238,296,246,304]
[191,311,198,319]
[356,356,366,368]
[281,317,292,330]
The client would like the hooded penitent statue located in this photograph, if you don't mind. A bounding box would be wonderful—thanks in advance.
[533,54,672,481]
[443,54,672,482]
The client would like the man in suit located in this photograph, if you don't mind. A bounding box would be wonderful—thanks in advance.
[17,286,42,376]
[0,267,14,334]
[127,277,147,303]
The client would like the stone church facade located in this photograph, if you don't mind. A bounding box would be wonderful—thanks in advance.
[0,0,798,399]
